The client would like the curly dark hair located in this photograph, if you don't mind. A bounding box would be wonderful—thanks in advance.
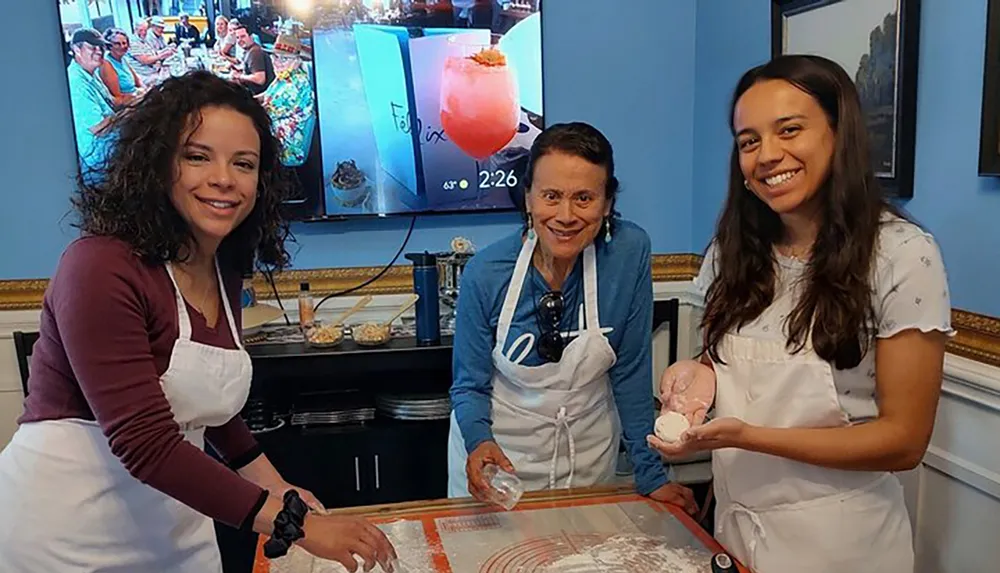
[72,70,294,276]
[702,54,908,370]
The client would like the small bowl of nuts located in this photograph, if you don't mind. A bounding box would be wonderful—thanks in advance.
[351,322,391,347]
[305,323,345,348]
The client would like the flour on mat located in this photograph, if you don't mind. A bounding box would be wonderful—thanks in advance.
[269,519,437,573]
[311,553,433,573]
[541,534,706,573]
[271,546,436,573]
[267,544,316,573]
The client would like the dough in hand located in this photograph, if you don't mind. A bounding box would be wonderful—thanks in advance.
[654,412,690,443]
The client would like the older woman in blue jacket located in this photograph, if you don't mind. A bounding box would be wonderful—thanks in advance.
[447,122,697,514]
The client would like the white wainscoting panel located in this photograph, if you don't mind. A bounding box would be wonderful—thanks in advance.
[0,392,22,449]
[909,354,1000,573]
[0,309,41,447]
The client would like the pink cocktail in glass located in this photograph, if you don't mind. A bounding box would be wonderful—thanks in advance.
[440,45,520,160]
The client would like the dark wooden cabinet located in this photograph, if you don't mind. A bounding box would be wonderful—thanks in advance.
[366,419,450,505]
[251,417,451,510]
[246,336,455,507]
[269,424,373,509]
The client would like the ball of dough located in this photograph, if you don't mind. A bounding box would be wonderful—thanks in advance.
[654,412,691,443]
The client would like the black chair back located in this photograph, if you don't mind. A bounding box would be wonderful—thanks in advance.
[12,331,39,397]
[653,298,680,365]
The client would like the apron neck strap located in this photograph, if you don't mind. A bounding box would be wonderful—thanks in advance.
[164,263,194,342]
[164,261,244,349]
[496,235,603,349]
[582,244,600,331]
[496,234,536,347]
[215,262,244,350]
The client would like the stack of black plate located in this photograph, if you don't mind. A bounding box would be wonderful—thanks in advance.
[289,391,375,427]
[375,393,451,421]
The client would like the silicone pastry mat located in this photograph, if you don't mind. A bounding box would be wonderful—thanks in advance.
[254,487,750,572]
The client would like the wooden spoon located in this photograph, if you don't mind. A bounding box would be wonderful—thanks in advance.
[331,295,373,326]
[380,293,420,327]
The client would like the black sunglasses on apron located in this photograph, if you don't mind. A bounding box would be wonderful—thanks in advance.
[533,286,564,363]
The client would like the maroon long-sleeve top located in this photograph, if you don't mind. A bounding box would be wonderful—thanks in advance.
[18,236,267,529]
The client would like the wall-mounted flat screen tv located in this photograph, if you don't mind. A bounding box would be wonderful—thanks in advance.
[55,0,544,221]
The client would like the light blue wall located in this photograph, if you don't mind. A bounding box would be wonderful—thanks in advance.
[691,0,1000,316]
[7,0,997,316]
[544,0,697,254]
[0,0,696,278]
[691,0,771,253]
[905,0,1000,316]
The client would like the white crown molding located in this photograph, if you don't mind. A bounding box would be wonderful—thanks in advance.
[941,354,1000,414]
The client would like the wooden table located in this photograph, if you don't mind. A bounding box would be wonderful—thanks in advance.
[253,485,750,572]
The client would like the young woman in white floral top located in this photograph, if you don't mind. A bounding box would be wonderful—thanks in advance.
[649,55,952,573]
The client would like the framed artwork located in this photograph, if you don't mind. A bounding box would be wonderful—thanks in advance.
[771,0,922,198]
[979,0,1000,175]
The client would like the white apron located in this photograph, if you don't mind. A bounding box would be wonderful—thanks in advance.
[0,262,253,572]
[447,234,621,496]
[711,333,914,573]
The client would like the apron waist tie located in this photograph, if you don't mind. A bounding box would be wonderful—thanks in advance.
[718,501,766,565]
[548,406,576,490]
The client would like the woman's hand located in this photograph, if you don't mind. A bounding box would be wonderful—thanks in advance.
[238,455,325,513]
[466,441,515,503]
[647,483,699,515]
[298,513,397,573]
[263,479,325,514]
[647,417,748,458]
[659,359,716,427]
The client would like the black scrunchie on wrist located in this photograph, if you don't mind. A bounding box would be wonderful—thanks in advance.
[263,489,310,559]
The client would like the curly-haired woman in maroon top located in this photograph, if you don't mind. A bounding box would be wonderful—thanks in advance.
[0,71,396,572]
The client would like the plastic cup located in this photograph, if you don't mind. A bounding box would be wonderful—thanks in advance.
[482,463,523,510]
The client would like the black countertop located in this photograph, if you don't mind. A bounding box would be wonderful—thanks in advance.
[247,335,455,381]
[247,334,454,359]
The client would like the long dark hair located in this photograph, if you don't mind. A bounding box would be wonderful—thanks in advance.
[520,121,621,235]
[702,54,906,369]
[72,70,293,276]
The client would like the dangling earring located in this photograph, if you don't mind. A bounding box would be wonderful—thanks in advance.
[604,217,612,243]
[527,214,536,240]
